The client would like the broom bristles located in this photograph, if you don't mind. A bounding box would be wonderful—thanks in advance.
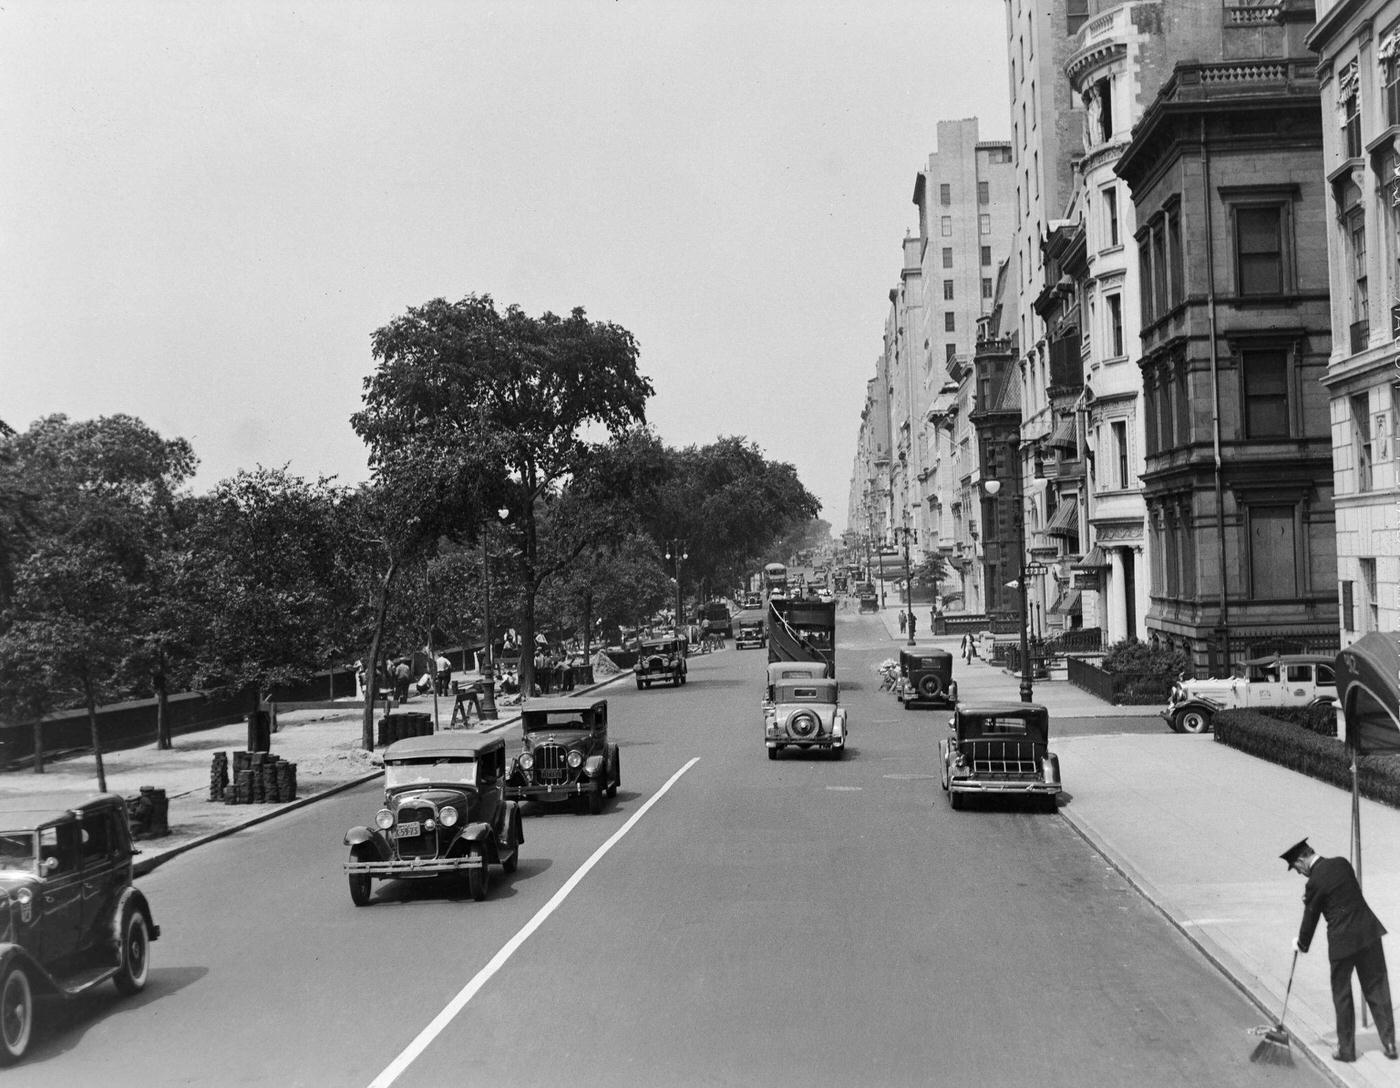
[1250,1032,1294,1066]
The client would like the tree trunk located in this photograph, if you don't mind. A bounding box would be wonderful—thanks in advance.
[31,719,44,775]
[361,557,399,750]
[582,591,593,661]
[154,659,171,750]
[520,498,538,699]
[84,673,107,793]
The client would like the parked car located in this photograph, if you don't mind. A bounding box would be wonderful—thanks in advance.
[506,697,619,814]
[1161,653,1338,734]
[939,702,1061,812]
[634,636,687,689]
[0,792,161,1065]
[897,648,958,710]
[734,611,767,650]
[765,675,847,760]
[343,733,523,906]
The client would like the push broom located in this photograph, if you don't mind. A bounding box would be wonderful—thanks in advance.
[1250,950,1297,1066]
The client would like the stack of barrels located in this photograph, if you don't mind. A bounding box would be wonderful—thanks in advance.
[209,751,298,804]
[378,711,434,747]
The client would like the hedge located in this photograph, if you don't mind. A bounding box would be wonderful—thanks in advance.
[1214,708,1400,810]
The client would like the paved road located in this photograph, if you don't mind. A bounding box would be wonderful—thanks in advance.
[14,611,1326,1086]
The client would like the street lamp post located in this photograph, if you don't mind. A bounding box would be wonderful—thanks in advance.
[665,540,687,633]
[477,506,511,720]
[984,457,1033,704]
[894,519,916,646]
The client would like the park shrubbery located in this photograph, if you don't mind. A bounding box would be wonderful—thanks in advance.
[1214,708,1400,809]
[1098,638,1187,705]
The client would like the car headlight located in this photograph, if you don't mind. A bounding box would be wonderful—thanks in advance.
[439,806,459,827]
[375,809,394,830]
[519,752,534,771]
[567,750,584,769]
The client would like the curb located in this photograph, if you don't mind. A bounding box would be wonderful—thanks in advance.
[132,669,633,877]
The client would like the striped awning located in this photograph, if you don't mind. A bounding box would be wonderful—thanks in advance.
[1049,588,1083,615]
[1073,544,1109,570]
[1047,414,1077,451]
[1044,498,1079,537]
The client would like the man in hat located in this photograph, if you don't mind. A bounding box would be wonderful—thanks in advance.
[1283,838,1397,1062]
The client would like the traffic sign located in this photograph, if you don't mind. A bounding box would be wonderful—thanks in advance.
[1023,563,1048,575]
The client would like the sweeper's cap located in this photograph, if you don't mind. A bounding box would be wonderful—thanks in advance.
[1280,838,1312,869]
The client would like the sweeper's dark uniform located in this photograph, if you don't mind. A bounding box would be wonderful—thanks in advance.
[1296,853,1396,1060]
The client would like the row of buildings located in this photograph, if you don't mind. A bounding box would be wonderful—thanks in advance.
[847,0,1398,672]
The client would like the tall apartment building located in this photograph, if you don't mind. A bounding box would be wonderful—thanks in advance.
[1116,0,1338,673]
[1307,0,1400,642]
[910,119,1014,612]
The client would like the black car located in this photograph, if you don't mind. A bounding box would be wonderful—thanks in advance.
[344,733,523,905]
[897,648,957,710]
[939,702,1062,812]
[634,636,687,689]
[0,792,161,1064]
[507,698,620,814]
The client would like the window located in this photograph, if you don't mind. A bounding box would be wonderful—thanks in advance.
[1353,393,1373,491]
[1094,77,1113,143]
[1235,205,1284,296]
[982,277,993,299]
[1167,207,1183,304]
[945,343,957,362]
[1344,87,1362,159]
[941,215,953,237]
[942,248,953,269]
[1241,349,1289,438]
[1105,293,1124,357]
[1248,506,1297,599]
[981,245,992,267]
[940,182,951,206]
[1067,0,1089,34]
[1342,580,1355,631]
[1112,420,1128,489]
[978,180,989,205]
[1152,221,1169,316]
[1350,211,1369,342]
[1103,186,1119,247]
[1360,558,1379,632]
[945,313,956,332]
[1388,53,1400,128]
[1138,237,1153,324]
[979,214,991,236]
[1175,362,1190,446]
[943,279,954,301]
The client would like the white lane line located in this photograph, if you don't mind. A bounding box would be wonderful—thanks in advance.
[367,756,701,1088]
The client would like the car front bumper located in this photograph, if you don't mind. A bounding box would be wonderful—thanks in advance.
[505,781,601,804]
[345,855,484,878]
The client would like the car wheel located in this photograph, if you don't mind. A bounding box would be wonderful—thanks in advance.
[348,871,372,907]
[501,820,520,874]
[1178,708,1212,734]
[635,677,643,690]
[587,788,603,815]
[468,859,490,902]
[607,751,620,797]
[830,745,845,761]
[949,790,965,811]
[112,902,152,995]
[0,964,33,1065]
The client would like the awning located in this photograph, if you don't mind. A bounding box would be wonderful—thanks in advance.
[1044,498,1079,537]
[1049,588,1082,615]
[1047,414,1077,452]
[1073,544,1109,570]
[1336,633,1400,756]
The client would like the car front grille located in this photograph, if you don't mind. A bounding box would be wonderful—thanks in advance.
[395,802,439,859]
[532,743,569,786]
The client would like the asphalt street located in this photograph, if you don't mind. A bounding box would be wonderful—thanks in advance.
[8,609,1331,1087]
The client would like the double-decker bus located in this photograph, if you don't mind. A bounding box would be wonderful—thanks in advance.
[763,562,788,597]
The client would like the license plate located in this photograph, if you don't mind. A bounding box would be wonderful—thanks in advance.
[394,821,421,838]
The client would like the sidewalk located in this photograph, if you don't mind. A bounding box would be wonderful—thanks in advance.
[870,601,1399,1085]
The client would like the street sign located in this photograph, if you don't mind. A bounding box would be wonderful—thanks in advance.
[1023,563,1048,575]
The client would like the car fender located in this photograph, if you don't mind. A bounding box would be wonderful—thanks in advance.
[110,886,160,946]
[1041,752,1061,788]
[459,822,493,845]
[583,754,606,779]
[832,708,847,739]
[1175,697,1222,716]
[344,826,389,859]
[0,942,61,999]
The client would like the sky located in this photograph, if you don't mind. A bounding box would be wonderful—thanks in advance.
[1,0,1009,534]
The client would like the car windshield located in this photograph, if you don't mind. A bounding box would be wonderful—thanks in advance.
[0,831,37,872]
[523,712,592,733]
[384,756,478,789]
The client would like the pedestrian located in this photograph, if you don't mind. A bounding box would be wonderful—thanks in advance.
[959,633,971,663]
[897,609,906,634]
[393,659,411,704]
[908,612,917,640]
[435,652,452,696]
[1281,838,1397,1062]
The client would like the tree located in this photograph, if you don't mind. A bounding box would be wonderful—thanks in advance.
[354,294,653,696]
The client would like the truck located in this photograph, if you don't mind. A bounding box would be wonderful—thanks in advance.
[698,601,733,638]
[767,597,836,678]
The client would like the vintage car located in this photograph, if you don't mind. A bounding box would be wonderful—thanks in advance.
[734,611,767,650]
[344,733,523,906]
[634,636,687,689]
[939,702,1061,811]
[1161,653,1338,734]
[506,697,620,814]
[0,792,161,1065]
[765,675,847,760]
[897,648,958,710]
